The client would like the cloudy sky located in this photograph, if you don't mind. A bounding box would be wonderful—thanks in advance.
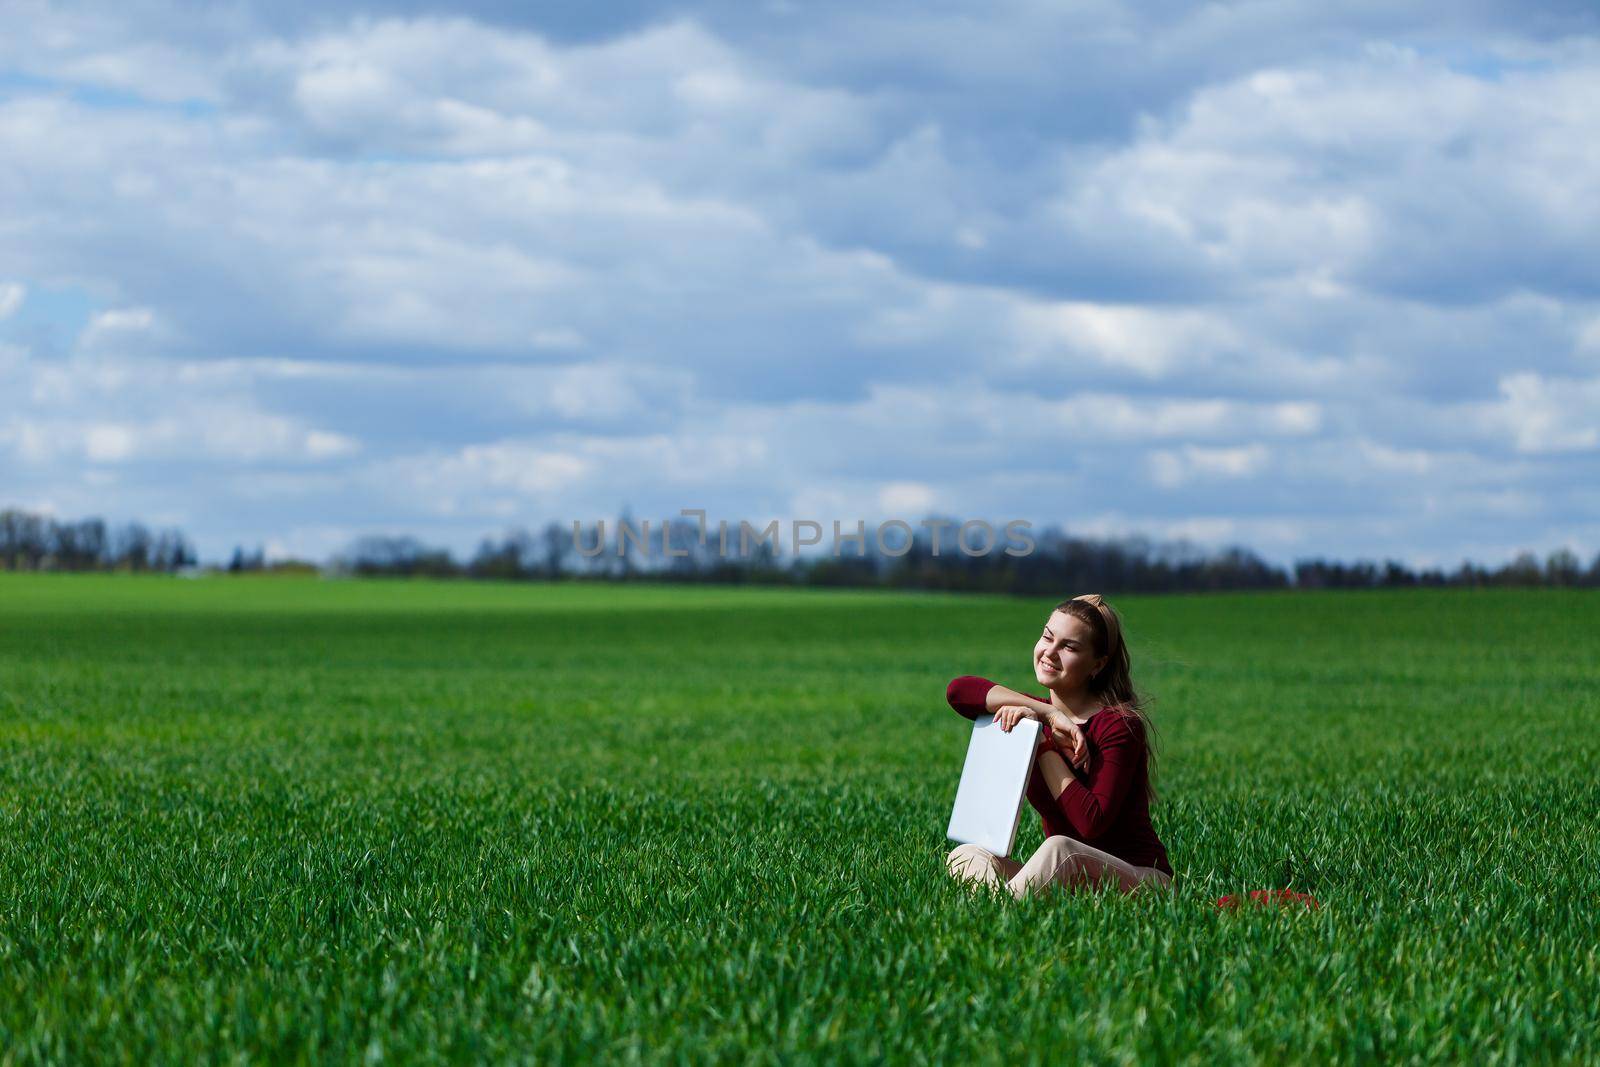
[4,0,1599,568]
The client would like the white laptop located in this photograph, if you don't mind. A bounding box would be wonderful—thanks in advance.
[946,714,1041,858]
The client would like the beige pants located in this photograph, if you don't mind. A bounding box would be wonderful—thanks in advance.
[947,836,1172,900]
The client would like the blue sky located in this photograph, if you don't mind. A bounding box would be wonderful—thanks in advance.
[3,0,1599,568]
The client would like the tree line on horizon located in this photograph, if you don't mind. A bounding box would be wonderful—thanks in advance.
[0,509,196,574]
[4,505,1599,593]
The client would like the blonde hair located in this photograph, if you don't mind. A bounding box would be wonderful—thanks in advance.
[1054,593,1159,804]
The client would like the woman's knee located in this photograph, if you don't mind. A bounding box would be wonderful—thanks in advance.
[1029,836,1087,883]
[1036,837,1155,892]
[946,842,989,868]
[1038,835,1078,856]
[946,843,998,881]
[1036,836,1084,867]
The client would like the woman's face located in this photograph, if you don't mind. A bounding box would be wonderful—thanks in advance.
[1034,610,1106,692]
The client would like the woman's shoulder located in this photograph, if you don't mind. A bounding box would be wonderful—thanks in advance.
[1086,704,1149,740]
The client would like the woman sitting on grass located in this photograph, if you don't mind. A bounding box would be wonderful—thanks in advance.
[946,593,1172,898]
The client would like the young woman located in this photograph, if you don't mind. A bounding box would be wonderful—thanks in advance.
[945,593,1172,899]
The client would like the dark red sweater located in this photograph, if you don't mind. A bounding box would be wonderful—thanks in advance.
[946,675,1172,876]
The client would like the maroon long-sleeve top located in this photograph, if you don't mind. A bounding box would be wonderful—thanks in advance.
[946,675,1172,876]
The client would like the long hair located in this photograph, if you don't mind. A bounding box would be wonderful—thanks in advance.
[1055,593,1159,806]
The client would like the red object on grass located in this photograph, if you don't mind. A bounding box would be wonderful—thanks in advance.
[1216,889,1320,910]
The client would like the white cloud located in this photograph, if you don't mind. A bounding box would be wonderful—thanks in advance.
[2,341,362,467]
[237,15,885,170]
[1056,45,1600,303]
[1579,314,1600,355]
[364,424,776,519]
[8,411,360,465]
[1494,373,1600,453]
[0,283,23,319]
[87,307,154,332]
[1354,439,1436,475]
[374,442,593,517]
[1050,394,1322,439]
[84,423,138,463]
[1061,512,1311,551]
[81,307,160,351]
[1147,443,1271,488]
[877,481,935,514]
[1008,301,1247,378]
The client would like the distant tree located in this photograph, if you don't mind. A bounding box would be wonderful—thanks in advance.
[114,523,152,572]
[532,521,562,579]
[1546,548,1581,587]
[570,521,612,579]
[1383,560,1417,587]
[76,518,108,569]
[50,520,82,570]
[14,511,47,570]
[469,530,534,581]
[0,510,21,569]
[1498,551,1543,587]
[149,529,194,572]
[0,509,196,572]
[228,545,266,573]
[335,535,459,578]
[615,506,649,580]
[412,547,459,578]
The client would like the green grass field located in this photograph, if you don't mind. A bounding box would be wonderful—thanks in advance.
[1,574,1596,1063]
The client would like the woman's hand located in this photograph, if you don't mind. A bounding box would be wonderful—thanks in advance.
[1051,718,1090,771]
[994,703,1039,733]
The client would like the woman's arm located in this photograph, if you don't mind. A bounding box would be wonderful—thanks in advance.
[949,676,1088,767]
[946,676,998,719]
[1025,751,1077,837]
[1042,716,1143,840]
[946,675,1055,718]
[983,683,1054,718]
[1035,748,1077,798]
[944,675,987,719]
